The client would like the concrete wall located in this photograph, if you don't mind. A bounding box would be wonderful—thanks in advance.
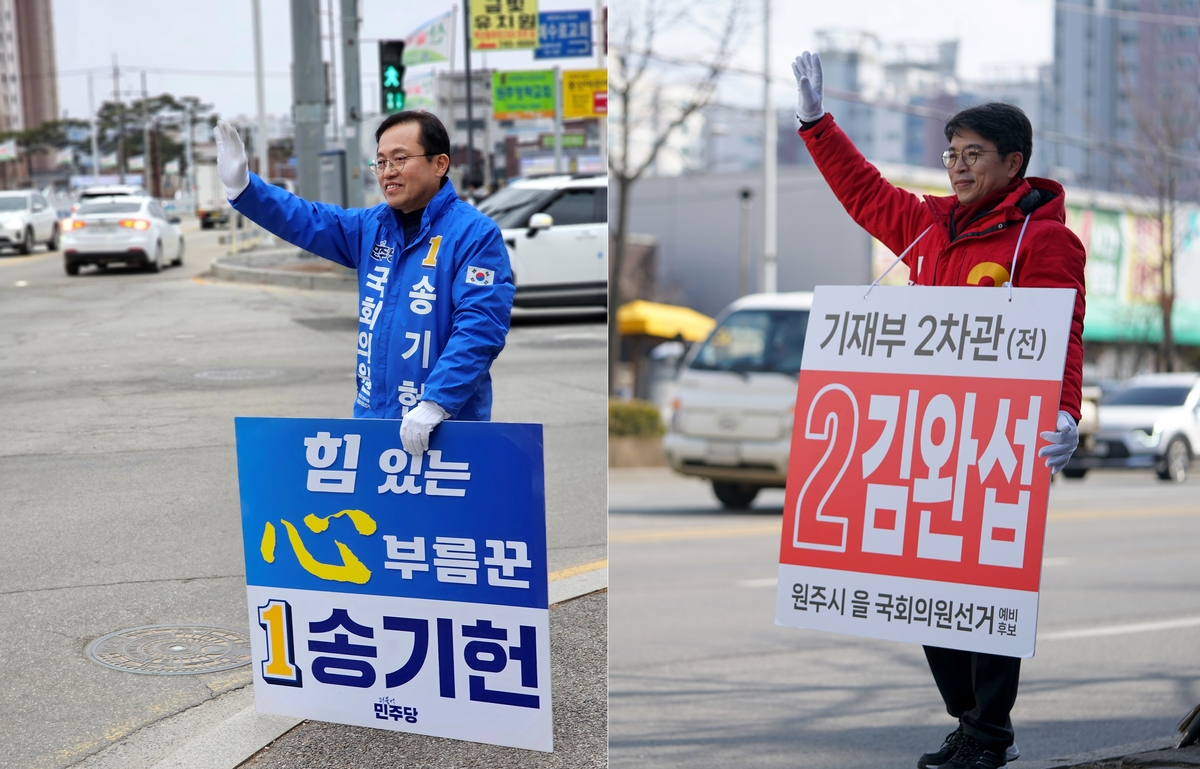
[620,165,872,317]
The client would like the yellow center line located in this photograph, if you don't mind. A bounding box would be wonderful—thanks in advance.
[548,558,607,581]
[0,251,54,267]
[610,523,780,544]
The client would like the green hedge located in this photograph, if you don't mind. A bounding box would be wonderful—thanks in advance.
[609,398,664,437]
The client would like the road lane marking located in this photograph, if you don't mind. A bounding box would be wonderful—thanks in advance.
[1041,615,1200,640]
[1048,505,1200,522]
[737,577,778,588]
[548,559,607,581]
[609,522,780,544]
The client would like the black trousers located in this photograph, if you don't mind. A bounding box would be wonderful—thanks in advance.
[923,645,1021,751]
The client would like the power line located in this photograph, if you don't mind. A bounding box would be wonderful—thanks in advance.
[56,66,289,79]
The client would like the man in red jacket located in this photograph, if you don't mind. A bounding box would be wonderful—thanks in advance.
[792,52,1085,769]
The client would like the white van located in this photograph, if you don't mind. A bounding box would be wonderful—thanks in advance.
[663,292,812,508]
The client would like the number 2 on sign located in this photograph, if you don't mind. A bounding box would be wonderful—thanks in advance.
[793,384,858,552]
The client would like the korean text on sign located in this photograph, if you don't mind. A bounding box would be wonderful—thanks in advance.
[236,418,552,751]
[774,286,1075,658]
[470,0,538,50]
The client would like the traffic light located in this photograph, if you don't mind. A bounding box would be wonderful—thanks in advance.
[379,40,406,114]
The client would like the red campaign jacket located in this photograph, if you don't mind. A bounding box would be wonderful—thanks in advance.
[800,113,1086,421]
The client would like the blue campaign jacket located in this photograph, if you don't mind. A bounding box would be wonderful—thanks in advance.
[231,174,514,420]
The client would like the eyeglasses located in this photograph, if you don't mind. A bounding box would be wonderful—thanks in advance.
[941,148,1002,168]
[368,154,435,175]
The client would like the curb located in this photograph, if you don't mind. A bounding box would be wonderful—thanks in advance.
[83,567,607,769]
[210,249,356,292]
[1021,736,1178,769]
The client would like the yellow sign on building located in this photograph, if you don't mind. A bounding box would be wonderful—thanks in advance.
[470,0,539,50]
[561,69,608,120]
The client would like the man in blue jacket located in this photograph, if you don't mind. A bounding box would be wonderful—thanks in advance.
[213,112,514,457]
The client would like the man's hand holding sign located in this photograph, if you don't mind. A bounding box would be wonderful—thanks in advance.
[780,51,1086,769]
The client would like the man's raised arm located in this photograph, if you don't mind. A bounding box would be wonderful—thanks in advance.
[214,120,365,269]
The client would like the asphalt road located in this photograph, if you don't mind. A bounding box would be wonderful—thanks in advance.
[0,224,606,769]
[609,467,1200,768]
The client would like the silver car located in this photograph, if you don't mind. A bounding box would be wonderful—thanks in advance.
[1065,372,1200,482]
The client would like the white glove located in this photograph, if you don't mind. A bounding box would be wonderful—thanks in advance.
[213,120,250,200]
[1038,410,1079,474]
[401,400,449,457]
[791,51,824,123]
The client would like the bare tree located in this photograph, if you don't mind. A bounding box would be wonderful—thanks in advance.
[607,0,743,395]
[1130,85,1198,373]
[1114,13,1200,372]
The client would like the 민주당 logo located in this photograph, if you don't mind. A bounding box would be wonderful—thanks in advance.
[370,239,395,262]
[465,266,494,286]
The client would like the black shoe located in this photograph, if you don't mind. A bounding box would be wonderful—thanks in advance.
[945,734,1007,769]
[918,726,966,769]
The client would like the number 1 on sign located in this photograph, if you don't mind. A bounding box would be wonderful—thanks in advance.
[258,599,303,687]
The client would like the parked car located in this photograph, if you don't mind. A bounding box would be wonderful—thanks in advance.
[1064,372,1200,482]
[663,292,812,508]
[62,196,185,275]
[477,174,607,308]
[0,190,60,254]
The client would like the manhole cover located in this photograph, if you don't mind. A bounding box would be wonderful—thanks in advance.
[85,625,252,675]
[194,368,283,381]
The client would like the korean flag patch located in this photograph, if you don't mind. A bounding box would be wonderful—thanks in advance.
[465,265,494,286]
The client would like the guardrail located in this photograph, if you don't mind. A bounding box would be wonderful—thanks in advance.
[218,217,276,255]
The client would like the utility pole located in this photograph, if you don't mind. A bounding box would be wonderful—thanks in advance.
[291,0,326,200]
[87,73,100,182]
[140,70,151,194]
[183,108,194,199]
[462,6,477,189]
[253,0,270,180]
[553,66,563,173]
[326,0,339,144]
[596,0,606,173]
[340,0,363,207]
[738,188,753,296]
[762,0,777,293]
[113,55,124,184]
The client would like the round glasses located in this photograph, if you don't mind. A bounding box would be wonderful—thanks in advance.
[368,154,435,175]
[941,148,1002,168]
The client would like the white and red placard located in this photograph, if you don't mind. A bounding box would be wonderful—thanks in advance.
[775,285,1076,658]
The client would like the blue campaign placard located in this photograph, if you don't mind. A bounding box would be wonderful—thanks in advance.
[234,418,548,610]
[534,10,593,59]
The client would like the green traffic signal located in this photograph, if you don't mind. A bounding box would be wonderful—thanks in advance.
[379,40,406,114]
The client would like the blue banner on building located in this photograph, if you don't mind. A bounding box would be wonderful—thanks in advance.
[534,10,593,59]
[235,417,552,752]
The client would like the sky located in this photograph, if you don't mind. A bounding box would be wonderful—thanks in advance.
[51,0,1053,125]
[52,0,606,129]
[614,0,1054,110]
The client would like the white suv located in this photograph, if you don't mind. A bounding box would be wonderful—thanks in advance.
[477,174,607,308]
[0,190,60,254]
[663,292,813,509]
